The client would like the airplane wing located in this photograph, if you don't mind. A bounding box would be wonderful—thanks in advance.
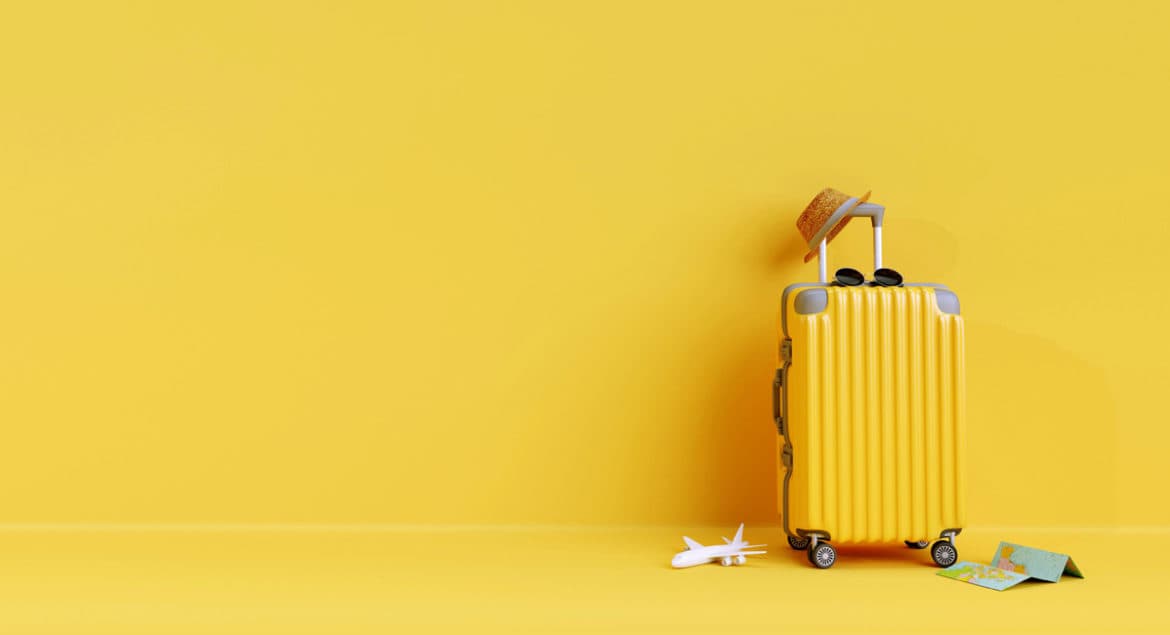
[735,550,767,556]
[682,536,703,550]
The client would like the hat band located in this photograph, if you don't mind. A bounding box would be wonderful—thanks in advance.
[806,197,860,250]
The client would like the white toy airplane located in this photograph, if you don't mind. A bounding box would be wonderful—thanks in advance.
[671,523,767,568]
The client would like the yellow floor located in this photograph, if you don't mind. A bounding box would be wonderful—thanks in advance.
[0,526,1162,634]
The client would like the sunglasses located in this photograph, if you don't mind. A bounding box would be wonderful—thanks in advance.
[833,267,904,287]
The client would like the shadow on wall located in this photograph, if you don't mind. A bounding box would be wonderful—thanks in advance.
[684,202,811,524]
[770,214,817,270]
[696,336,782,524]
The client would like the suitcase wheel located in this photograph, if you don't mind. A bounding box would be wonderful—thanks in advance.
[807,542,836,569]
[787,535,810,550]
[904,540,930,549]
[930,540,958,567]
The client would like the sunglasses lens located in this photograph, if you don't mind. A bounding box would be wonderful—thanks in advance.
[873,268,903,287]
[834,268,865,286]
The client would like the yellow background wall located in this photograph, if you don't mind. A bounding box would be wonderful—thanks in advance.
[1,1,1166,527]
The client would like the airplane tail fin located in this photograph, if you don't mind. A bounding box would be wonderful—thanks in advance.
[732,523,744,545]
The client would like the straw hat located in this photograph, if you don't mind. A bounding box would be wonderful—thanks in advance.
[796,188,871,262]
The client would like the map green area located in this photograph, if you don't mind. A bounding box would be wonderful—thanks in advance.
[938,562,1029,591]
[939,542,1084,592]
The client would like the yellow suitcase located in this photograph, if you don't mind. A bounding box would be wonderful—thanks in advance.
[774,193,965,569]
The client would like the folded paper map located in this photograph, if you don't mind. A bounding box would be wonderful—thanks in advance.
[938,542,1084,591]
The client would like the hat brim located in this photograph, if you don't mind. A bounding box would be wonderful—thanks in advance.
[802,191,871,263]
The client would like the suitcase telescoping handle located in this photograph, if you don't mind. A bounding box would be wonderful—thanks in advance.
[810,200,886,284]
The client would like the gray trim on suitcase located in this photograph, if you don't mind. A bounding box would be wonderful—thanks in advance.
[782,283,958,328]
[935,289,960,314]
[775,282,960,543]
[794,289,829,315]
[779,283,827,336]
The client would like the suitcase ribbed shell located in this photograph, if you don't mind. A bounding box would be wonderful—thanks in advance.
[780,285,965,544]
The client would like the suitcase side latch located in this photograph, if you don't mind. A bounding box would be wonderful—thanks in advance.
[772,367,784,436]
[772,339,793,436]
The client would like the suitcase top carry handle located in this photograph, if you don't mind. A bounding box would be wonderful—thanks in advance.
[810,200,886,284]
